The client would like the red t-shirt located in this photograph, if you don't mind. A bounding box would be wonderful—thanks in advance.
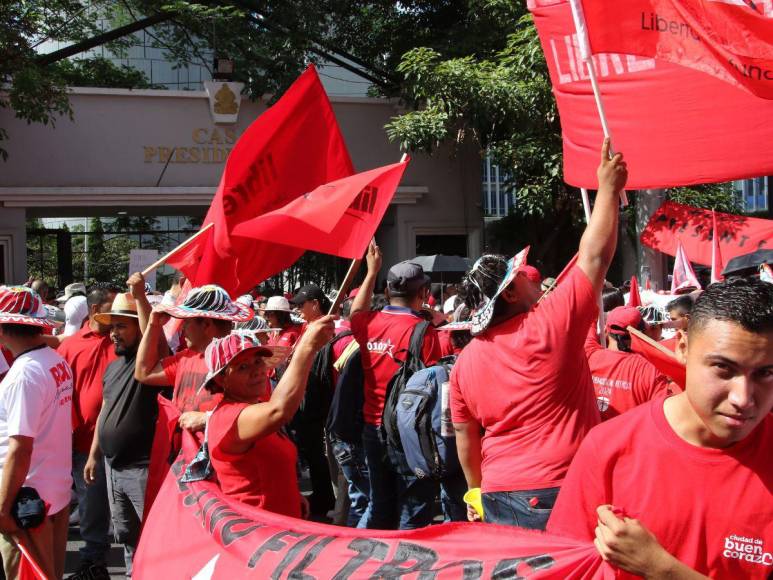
[209,402,301,517]
[450,265,600,492]
[548,395,773,579]
[584,327,670,421]
[438,330,456,358]
[351,306,441,425]
[161,349,221,413]
[268,324,303,349]
[58,325,117,453]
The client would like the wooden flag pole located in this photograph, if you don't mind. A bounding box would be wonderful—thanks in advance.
[328,258,363,315]
[141,222,214,276]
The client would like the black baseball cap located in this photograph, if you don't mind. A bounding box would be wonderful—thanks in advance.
[386,261,431,297]
[289,284,326,305]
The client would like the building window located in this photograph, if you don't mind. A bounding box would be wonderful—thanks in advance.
[482,156,514,218]
[415,234,468,257]
[734,178,769,213]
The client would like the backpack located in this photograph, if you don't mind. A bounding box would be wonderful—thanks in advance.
[381,320,430,452]
[395,356,461,480]
[325,343,364,443]
[292,330,352,427]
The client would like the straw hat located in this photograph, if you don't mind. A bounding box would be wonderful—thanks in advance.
[0,286,61,329]
[93,293,139,325]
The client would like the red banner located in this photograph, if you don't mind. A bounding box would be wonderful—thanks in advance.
[577,0,773,99]
[135,429,614,579]
[232,160,408,259]
[630,329,686,388]
[165,65,354,296]
[528,0,773,189]
[641,200,773,265]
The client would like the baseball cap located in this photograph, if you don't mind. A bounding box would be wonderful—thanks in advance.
[386,261,430,297]
[290,284,325,305]
[605,306,643,336]
[518,265,542,284]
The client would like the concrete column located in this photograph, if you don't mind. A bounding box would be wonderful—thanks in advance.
[636,189,668,291]
[0,207,27,284]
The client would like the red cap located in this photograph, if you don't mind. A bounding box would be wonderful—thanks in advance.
[518,265,542,284]
[427,295,437,307]
[348,287,360,299]
[605,306,642,335]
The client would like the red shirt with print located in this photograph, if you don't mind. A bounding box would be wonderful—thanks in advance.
[209,401,301,517]
[449,265,600,492]
[161,349,221,413]
[548,395,773,579]
[584,327,670,420]
[58,325,117,453]
[351,306,441,425]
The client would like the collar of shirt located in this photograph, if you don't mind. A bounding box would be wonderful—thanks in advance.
[382,305,421,317]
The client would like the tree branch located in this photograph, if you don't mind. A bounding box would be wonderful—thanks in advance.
[35,12,176,67]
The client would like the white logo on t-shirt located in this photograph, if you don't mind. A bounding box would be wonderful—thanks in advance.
[723,534,772,567]
[367,339,395,357]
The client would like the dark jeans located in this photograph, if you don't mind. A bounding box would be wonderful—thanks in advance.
[330,437,370,527]
[481,487,559,530]
[291,418,335,516]
[105,461,148,576]
[361,424,437,530]
[72,451,111,565]
[440,472,468,522]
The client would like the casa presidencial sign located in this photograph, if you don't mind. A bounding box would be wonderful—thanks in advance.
[142,81,245,165]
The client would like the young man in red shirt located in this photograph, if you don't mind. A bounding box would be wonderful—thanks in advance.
[58,283,119,579]
[135,284,253,432]
[585,306,671,420]
[450,139,627,529]
[548,277,773,579]
[350,244,442,529]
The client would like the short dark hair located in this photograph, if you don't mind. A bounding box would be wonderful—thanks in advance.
[268,310,292,327]
[666,295,694,314]
[341,298,353,319]
[211,319,233,334]
[0,323,43,338]
[602,288,625,312]
[688,277,773,335]
[371,294,388,311]
[87,283,121,307]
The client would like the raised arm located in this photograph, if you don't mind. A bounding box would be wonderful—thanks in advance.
[350,240,382,317]
[134,309,172,386]
[577,139,628,294]
[226,315,335,449]
[127,272,153,335]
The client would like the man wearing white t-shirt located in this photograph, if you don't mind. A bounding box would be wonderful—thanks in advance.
[0,286,73,579]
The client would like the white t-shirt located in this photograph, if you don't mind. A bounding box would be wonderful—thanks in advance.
[0,346,73,514]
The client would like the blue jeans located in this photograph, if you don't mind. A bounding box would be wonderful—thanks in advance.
[361,424,437,530]
[72,451,111,565]
[482,487,559,530]
[330,437,370,528]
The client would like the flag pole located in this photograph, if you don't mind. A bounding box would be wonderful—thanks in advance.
[580,187,608,348]
[568,0,628,206]
[141,222,214,277]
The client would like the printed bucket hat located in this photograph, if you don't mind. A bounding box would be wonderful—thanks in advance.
[469,247,530,336]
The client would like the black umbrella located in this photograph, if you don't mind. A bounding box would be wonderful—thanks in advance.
[409,254,473,273]
[722,249,773,276]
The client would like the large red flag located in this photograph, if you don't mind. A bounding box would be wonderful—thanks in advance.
[135,428,614,579]
[232,160,408,258]
[573,0,773,99]
[641,200,773,265]
[671,240,702,293]
[711,210,725,283]
[165,65,354,296]
[528,0,773,189]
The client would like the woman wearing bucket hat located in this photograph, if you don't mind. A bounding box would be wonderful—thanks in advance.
[202,315,334,517]
[263,296,303,350]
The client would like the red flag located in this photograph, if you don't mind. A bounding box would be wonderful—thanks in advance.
[574,0,773,99]
[711,210,725,283]
[135,428,615,579]
[528,0,773,189]
[671,240,702,293]
[629,327,686,388]
[143,396,181,520]
[17,540,46,580]
[232,160,408,258]
[165,65,354,296]
[641,200,773,265]
[628,276,643,307]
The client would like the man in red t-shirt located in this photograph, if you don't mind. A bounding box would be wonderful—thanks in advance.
[57,283,118,575]
[450,139,628,530]
[548,278,773,579]
[585,306,671,420]
[350,243,441,529]
[135,284,253,432]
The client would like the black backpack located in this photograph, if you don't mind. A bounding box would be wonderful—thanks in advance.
[292,330,352,426]
[325,343,364,443]
[381,320,430,451]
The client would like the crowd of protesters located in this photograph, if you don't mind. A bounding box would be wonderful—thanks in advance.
[0,140,770,579]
